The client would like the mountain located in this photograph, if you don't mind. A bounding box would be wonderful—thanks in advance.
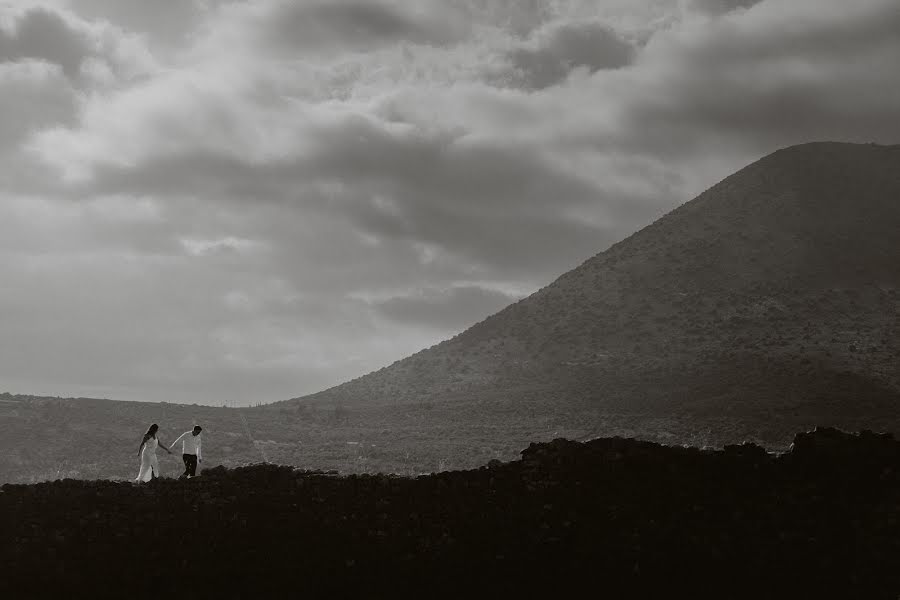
[286,142,900,433]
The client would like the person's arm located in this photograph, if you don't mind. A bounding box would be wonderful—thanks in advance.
[197,436,202,463]
[170,432,186,453]
[159,437,173,454]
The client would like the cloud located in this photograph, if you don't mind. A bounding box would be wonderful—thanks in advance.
[0,6,93,77]
[372,285,522,331]
[66,107,664,282]
[686,0,764,16]
[298,119,656,275]
[0,4,155,86]
[65,0,227,50]
[264,0,469,52]
[190,0,470,62]
[0,60,77,193]
[0,61,74,143]
[505,20,636,89]
[617,0,900,157]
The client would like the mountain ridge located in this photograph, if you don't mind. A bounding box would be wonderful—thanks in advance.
[286,142,900,426]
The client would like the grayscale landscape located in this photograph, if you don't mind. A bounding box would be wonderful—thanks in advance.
[0,0,898,597]
[3,141,900,484]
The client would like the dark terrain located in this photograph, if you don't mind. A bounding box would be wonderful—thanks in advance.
[0,391,835,483]
[2,142,898,483]
[2,428,898,598]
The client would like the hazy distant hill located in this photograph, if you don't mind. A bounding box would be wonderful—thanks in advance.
[288,142,900,428]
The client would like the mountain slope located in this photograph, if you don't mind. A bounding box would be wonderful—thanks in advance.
[289,142,900,428]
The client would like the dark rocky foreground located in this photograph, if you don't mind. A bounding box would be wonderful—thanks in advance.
[2,428,898,599]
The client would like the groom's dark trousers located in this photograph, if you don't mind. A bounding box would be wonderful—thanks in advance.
[181,454,198,478]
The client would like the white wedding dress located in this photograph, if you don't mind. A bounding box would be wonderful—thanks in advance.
[135,436,160,482]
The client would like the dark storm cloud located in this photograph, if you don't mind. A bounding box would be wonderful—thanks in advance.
[0,4,153,90]
[445,0,557,37]
[688,0,764,16]
[506,21,635,89]
[65,0,223,48]
[372,286,521,331]
[308,133,647,275]
[84,152,298,201]
[79,112,660,279]
[264,0,467,53]
[0,7,91,77]
[612,0,900,157]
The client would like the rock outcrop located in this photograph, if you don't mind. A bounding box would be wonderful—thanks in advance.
[1,427,898,598]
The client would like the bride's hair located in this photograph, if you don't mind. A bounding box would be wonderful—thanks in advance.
[139,423,160,454]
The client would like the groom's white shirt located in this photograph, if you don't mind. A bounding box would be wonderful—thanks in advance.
[172,431,202,458]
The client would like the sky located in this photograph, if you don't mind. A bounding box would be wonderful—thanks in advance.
[1,0,899,405]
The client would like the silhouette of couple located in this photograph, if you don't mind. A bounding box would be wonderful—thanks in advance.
[136,424,203,483]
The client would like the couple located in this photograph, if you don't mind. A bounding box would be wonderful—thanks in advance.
[136,424,203,483]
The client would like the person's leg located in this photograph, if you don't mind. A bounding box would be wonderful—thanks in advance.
[181,454,191,479]
[187,454,198,477]
[136,453,149,482]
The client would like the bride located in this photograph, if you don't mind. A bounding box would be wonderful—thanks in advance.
[135,424,173,482]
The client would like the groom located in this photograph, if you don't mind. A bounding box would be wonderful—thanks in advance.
[172,425,203,478]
